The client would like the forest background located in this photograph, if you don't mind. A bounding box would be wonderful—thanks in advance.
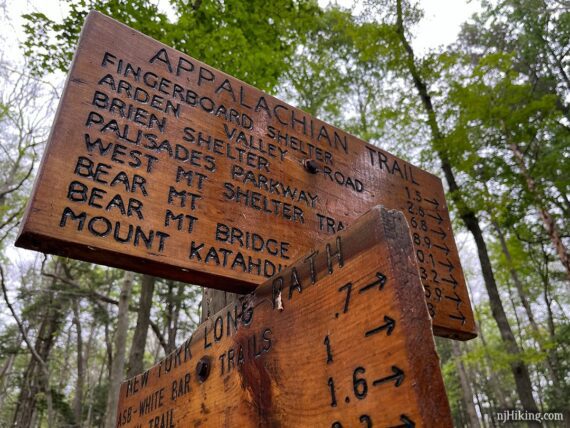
[0,0,568,426]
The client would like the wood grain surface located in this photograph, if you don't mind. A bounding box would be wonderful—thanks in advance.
[115,206,453,427]
[16,11,475,339]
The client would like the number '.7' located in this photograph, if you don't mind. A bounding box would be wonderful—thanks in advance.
[338,282,353,314]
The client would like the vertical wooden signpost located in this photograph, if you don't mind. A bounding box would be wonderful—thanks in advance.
[116,207,452,427]
[14,10,477,428]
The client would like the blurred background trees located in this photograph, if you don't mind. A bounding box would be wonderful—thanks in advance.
[0,0,568,426]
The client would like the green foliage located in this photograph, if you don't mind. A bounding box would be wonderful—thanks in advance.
[22,0,320,92]
[90,381,110,426]
[441,358,464,423]
[35,389,76,426]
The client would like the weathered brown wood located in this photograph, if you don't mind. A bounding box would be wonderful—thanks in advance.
[115,206,452,427]
[16,11,475,339]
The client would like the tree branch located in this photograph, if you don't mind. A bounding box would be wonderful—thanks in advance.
[40,271,119,306]
[0,264,46,367]
[150,320,169,354]
[40,268,169,352]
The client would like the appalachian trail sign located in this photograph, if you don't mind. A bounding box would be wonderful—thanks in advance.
[16,11,475,339]
[115,207,453,427]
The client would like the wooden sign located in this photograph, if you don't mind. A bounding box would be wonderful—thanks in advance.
[16,11,475,339]
[115,207,452,427]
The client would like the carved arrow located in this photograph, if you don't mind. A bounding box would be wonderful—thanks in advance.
[365,315,396,337]
[441,274,458,288]
[359,272,387,293]
[438,258,454,272]
[430,227,447,240]
[449,310,466,325]
[427,211,443,225]
[372,365,405,388]
[433,242,450,256]
[388,414,416,428]
[424,197,440,208]
[444,292,462,309]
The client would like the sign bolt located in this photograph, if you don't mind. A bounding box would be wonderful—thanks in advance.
[303,159,319,174]
[196,356,211,383]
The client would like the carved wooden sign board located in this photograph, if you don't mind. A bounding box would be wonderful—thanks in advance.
[16,11,475,339]
[115,207,453,427]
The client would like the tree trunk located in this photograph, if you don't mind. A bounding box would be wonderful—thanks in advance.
[465,213,539,415]
[11,264,66,428]
[466,369,493,428]
[493,222,538,327]
[104,271,134,428]
[394,1,539,417]
[168,282,185,351]
[104,320,113,379]
[82,320,97,428]
[88,347,107,428]
[164,281,177,353]
[538,243,570,419]
[475,310,510,411]
[494,222,562,388]
[0,343,17,412]
[506,280,524,345]
[12,326,53,427]
[200,287,239,323]
[59,325,73,391]
[103,282,114,380]
[72,299,84,427]
[508,141,570,281]
[451,341,481,428]
[127,275,155,378]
